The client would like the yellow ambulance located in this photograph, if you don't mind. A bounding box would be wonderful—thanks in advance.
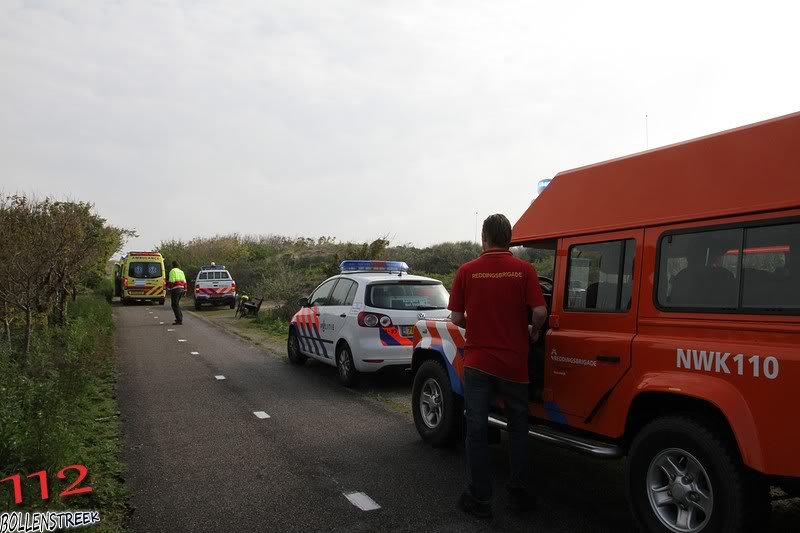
[119,251,166,305]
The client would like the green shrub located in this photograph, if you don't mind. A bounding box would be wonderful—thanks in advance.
[95,277,115,303]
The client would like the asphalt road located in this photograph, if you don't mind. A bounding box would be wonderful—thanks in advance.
[115,303,800,533]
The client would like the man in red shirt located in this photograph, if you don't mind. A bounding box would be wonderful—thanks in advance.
[449,214,548,519]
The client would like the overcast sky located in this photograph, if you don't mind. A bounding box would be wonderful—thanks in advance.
[2,0,799,252]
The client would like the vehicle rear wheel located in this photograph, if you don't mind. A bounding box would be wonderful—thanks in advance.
[287,329,307,366]
[336,342,359,388]
[229,299,236,309]
[625,415,752,533]
[121,297,130,306]
[412,359,462,448]
[194,299,201,311]
[158,298,165,306]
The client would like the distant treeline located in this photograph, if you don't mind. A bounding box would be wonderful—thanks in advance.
[156,234,482,319]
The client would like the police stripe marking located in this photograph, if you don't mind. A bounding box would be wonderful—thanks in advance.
[215,375,225,380]
[343,492,381,511]
[253,411,270,419]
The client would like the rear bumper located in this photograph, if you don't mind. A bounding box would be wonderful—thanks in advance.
[194,293,236,301]
[353,336,413,372]
[123,290,164,299]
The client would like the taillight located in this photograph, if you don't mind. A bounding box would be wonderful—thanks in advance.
[231,281,236,291]
[123,277,129,288]
[357,312,392,327]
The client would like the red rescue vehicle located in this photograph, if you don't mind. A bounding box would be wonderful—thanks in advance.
[411,112,800,533]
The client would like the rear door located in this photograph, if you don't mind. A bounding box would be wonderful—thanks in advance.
[320,278,356,344]
[545,229,643,420]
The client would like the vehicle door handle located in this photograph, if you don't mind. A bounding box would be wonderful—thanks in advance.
[339,314,347,318]
[596,354,621,363]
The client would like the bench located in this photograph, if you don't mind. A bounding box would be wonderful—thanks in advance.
[235,296,264,318]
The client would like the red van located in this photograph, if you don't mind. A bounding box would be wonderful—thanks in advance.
[411,112,800,533]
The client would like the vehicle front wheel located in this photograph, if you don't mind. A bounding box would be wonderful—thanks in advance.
[625,415,753,533]
[287,329,307,366]
[336,342,359,388]
[412,359,462,448]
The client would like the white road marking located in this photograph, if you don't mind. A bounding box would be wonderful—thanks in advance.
[343,492,381,511]
[190,351,199,355]
[167,328,174,332]
[159,322,164,325]
[178,339,187,342]
[153,316,158,319]
[215,375,226,380]
[253,411,271,419]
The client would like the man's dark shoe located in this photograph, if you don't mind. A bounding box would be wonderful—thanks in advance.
[506,486,537,512]
[458,491,492,519]
[173,321,182,325]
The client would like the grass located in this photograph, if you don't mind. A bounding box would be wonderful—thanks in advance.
[0,295,129,532]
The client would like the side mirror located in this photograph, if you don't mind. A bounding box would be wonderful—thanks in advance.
[298,297,309,307]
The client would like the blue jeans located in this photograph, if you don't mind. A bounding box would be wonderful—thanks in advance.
[464,367,530,502]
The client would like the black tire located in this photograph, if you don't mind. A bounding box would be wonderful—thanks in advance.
[194,299,201,311]
[412,358,462,448]
[121,297,130,306]
[625,415,753,533]
[287,329,307,366]
[335,342,359,388]
[229,299,236,310]
[158,298,165,306]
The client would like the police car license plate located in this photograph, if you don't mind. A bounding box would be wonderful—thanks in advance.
[400,326,414,337]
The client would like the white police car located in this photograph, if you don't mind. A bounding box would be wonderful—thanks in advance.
[288,260,451,387]
[193,263,237,310]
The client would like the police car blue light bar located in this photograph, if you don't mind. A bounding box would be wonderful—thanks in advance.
[340,260,409,273]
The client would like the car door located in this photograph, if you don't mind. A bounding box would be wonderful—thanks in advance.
[544,230,643,420]
[299,279,338,361]
[320,278,355,346]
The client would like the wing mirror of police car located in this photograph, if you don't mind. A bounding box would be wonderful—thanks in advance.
[298,297,309,307]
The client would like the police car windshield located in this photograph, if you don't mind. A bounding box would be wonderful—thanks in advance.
[128,262,162,279]
[366,282,448,310]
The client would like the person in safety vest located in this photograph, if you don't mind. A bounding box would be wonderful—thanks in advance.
[167,260,187,325]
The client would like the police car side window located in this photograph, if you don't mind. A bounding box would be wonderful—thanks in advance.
[565,239,635,312]
[198,272,208,280]
[309,279,337,307]
[344,282,358,306]
[329,279,354,306]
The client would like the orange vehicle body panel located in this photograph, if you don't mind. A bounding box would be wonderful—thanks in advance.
[505,112,800,477]
[512,111,800,243]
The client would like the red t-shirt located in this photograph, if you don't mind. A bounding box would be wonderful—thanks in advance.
[448,250,547,383]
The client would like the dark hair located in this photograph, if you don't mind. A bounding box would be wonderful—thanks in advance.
[482,213,512,249]
[172,260,180,268]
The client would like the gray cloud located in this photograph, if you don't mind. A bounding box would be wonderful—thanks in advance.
[1,0,798,252]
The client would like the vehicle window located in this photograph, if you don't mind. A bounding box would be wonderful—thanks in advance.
[366,282,449,310]
[309,279,338,306]
[344,282,358,306]
[740,222,800,311]
[198,272,208,280]
[512,241,556,280]
[328,279,354,306]
[219,271,231,280]
[128,262,163,279]
[658,228,743,309]
[565,239,635,311]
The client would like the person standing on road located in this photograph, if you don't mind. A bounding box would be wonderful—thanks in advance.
[449,213,548,519]
[167,260,187,325]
